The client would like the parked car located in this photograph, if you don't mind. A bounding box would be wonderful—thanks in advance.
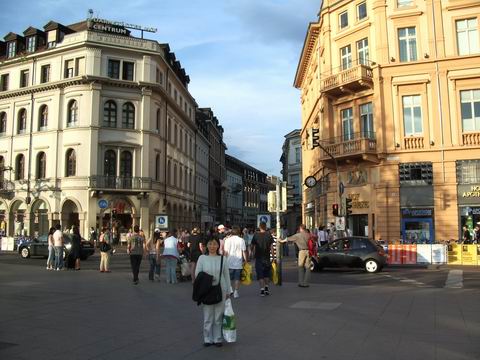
[311,236,387,273]
[18,233,95,260]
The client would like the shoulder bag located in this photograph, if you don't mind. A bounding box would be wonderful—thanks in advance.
[202,256,224,305]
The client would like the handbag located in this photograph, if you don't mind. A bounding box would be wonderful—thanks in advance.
[100,242,112,252]
[202,256,224,305]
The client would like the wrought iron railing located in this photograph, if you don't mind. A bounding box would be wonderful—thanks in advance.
[89,176,152,190]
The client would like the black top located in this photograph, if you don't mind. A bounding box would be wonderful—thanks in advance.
[71,234,81,259]
[251,232,274,260]
[188,234,204,262]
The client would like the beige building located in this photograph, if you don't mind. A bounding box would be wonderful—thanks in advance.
[295,0,480,242]
[0,18,198,239]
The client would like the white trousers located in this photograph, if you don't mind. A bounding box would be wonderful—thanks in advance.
[203,300,225,343]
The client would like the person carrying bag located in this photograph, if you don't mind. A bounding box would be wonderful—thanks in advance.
[194,238,231,347]
[222,299,236,343]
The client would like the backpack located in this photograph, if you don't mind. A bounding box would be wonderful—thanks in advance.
[308,236,317,257]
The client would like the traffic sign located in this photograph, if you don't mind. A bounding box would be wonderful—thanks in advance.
[154,215,169,229]
[257,214,271,229]
[98,199,109,209]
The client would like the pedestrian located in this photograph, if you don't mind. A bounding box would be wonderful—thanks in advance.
[280,224,289,257]
[127,225,146,285]
[223,226,248,298]
[99,227,113,273]
[147,229,162,281]
[463,225,472,244]
[280,224,311,287]
[250,222,274,297]
[162,229,179,284]
[195,238,231,347]
[318,226,327,247]
[53,223,64,271]
[216,224,227,254]
[46,227,55,270]
[71,225,82,271]
[188,227,205,283]
[90,226,97,247]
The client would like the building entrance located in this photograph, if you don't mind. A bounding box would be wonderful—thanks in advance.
[347,214,368,236]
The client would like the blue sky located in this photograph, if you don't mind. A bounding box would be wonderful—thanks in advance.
[1,0,320,176]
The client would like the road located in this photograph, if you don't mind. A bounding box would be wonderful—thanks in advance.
[1,250,480,360]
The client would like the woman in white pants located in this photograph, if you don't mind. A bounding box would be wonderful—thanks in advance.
[195,238,231,347]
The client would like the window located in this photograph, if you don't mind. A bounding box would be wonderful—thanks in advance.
[398,27,417,62]
[120,151,132,177]
[17,109,27,134]
[341,45,352,70]
[39,105,48,130]
[103,101,117,128]
[156,109,161,133]
[156,68,163,84]
[167,118,171,142]
[15,154,25,180]
[167,160,172,185]
[104,150,116,177]
[357,2,367,21]
[122,102,135,129]
[341,108,354,141]
[0,112,6,135]
[122,61,134,81]
[360,102,374,139]
[456,18,479,56]
[20,70,29,88]
[65,149,76,177]
[47,30,56,48]
[108,59,120,79]
[180,128,183,150]
[36,152,46,179]
[174,89,178,102]
[399,162,433,184]
[174,124,178,145]
[357,38,369,66]
[65,59,74,78]
[290,174,300,196]
[402,95,422,135]
[456,160,480,184]
[40,65,50,83]
[339,11,348,29]
[7,42,16,58]
[460,89,480,132]
[397,0,413,7]
[155,154,160,181]
[26,36,36,52]
[0,156,4,182]
[295,147,301,163]
[67,100,78,127]
[174,164,177,186]
[0,74,8,91]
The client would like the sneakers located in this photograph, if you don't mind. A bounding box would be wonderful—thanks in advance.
[154,274,160,281]
[264,286,270,296]
[260,288,265,297]
[233,290,239,298]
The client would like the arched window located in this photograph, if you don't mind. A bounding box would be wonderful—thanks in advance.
[36,152,46,179]
[103,101,117,128]
[122,102,135,129]
[120,151,132,177]
[67,100,78,127]
[65,149,76,177]
[104,150,116,177]
[156,109,161,133]
[155,154,160,181]
[0,112,6,134]
[39,105,48,130]
[15,154,25,180]
[17,109,27,134]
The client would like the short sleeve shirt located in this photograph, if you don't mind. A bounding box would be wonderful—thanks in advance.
[251,232,274,260]
[128,234,145,255]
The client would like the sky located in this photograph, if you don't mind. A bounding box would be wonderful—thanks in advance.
[0,0,320,176]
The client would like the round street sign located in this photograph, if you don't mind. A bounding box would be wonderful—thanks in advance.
[98,199,109,209]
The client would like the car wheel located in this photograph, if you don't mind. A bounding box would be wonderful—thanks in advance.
[20,247,30,259]
[365,259,379,273]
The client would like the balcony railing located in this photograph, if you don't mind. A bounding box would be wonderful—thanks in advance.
[321,61,374,96]
[404,136,424,150]
[319,132,377,161]
[462,132,480,146]
[89,176,152,190]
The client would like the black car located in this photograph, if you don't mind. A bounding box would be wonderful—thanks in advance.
[18,234,95,260]
[311,236,387,273]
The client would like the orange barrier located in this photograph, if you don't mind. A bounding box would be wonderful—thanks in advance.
[387,245,402,264]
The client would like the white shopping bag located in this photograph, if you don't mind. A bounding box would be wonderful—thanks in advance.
[222,299,236,343]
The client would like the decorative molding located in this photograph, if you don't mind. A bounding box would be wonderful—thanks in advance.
[389,10,423,20]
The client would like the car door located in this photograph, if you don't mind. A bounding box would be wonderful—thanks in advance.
[344,238,366,267]
[34,235,49,257]
[318,239,347,267]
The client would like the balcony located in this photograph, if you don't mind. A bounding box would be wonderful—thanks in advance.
[0,180,14,193]
[321,62,374,96]
[462,132,480,146]
[88,176,152,191]
[319,132,378,163]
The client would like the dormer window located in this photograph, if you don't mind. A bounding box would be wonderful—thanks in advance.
[26,36,36,52]
[7,42,16,58]
[47,30,56,48]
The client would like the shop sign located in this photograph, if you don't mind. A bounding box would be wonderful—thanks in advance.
[90,17,157,33]
[458,185,480,205]
[91,22,130,36]
[346,193,369,209]
[401,208,433,218]
[461,185,480,198]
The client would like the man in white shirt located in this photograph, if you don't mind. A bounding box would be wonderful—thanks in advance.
[223,226,247,298]
[52,223,64,270]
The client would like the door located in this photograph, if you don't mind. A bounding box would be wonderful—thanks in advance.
[319,239,348,267]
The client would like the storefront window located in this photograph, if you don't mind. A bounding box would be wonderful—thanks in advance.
[459,207,480,241]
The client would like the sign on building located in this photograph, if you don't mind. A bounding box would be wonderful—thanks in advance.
[154,215,168,229]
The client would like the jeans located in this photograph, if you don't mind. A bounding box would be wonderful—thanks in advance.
[47,245,55,268]
[129,255,142,282]
[54,246,64,269]
[165,257,177,284]
[148,254,160,280]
